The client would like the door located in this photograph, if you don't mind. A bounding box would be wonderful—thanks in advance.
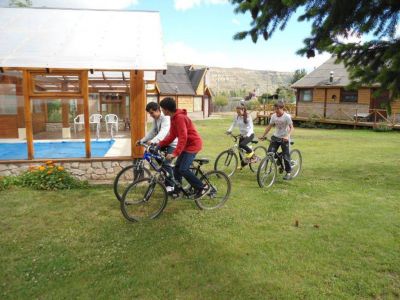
[203,96,209,118]
[371,90,390,118]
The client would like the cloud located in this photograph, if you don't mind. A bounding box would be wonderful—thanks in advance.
[165,41,330,72]
[11,0,139,9]
[232,18,240,26]
[174,0,228,11]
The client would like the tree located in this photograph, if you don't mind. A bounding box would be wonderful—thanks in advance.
[291,69,307,84]
[9,0,32,7]
[213,94,229,111]
[231,0,400,98]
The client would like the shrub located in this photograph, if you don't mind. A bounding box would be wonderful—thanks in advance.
[373,123,393,132]
[19,161,88,191]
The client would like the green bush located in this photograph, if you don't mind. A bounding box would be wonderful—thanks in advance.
[373,123,393,132]
[19,162,88,191]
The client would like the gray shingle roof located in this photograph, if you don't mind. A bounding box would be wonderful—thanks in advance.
[291,56,351,88]
[156,65,196,95]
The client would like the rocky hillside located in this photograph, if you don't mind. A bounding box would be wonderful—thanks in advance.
[207,67,293,95]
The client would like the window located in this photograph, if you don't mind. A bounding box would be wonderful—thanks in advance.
[341,90,358,103]
[299,89,313,102]
[31,72,81,94]
[0,84,18,115]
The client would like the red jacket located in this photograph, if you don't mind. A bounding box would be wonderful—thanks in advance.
[159,109,202,156]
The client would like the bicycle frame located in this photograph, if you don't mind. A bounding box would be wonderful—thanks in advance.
[139,143,209,199]
[226,134,252,163]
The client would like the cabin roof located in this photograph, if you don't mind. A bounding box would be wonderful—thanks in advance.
[291,56,351,88]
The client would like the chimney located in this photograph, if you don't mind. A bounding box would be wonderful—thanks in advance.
[329,71,334,83]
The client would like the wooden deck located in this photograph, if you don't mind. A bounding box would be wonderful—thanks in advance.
[292,116,400,129]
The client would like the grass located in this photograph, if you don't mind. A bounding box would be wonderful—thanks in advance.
[1,118,400,299]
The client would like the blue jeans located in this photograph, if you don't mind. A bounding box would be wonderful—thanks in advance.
[174,151,204,191]
[163,146,175,187]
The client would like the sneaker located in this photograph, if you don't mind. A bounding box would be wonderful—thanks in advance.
[194,185,210,199]
[245,151,255,159]
[166,186,174,193]
[283,173,292,180]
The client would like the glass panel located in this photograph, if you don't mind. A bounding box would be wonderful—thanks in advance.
[342,90,358,103]
[146,95,158,104]
[90,92,131,157]
[0,71,26,160]
[32,73,81,94]
[300,90,312,102]
[32,99,86,159]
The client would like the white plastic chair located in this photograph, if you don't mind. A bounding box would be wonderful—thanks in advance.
[105,114,119,138]
[73,114,85,134]
[89,114,102,140]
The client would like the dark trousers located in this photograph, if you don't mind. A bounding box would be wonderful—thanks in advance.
[174,151,204,191]
[163,146,175,187]
[268,136,292,173]
[239,134,254,154]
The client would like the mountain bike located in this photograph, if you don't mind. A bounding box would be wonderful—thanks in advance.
[214,133,267,177]
[256,137,302,188]
[113,159,151,202]
[120,143,231,222]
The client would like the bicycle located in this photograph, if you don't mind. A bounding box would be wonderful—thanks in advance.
[120,142,231,222]
[113,159,151,202]
[256,137,302,188]
[214,133,267,177]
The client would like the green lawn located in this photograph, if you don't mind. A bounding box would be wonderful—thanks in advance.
[1,118,400,299]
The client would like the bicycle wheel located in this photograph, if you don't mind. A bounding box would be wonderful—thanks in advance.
[289,149,302,178]
[120,177,168,222]
[257,156,277,188]
[195,170,231,210]
[214,150,238,177]
[113,164,151,202]
[249,145,268,173]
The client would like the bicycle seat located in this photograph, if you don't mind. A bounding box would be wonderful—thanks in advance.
[290,141,294,145]
[194,158,209,165]
[251,140,258,144]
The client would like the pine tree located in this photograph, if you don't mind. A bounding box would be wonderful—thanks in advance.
[231,0,400,98]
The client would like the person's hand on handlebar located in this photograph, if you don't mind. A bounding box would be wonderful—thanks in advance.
[165,153,176,161]
[259,136,267,141]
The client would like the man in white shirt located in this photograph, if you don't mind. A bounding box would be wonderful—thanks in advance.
[137,102,177,190]
[260,101,294,180]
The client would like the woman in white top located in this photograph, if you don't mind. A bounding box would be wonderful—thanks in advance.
[226,103,255,160]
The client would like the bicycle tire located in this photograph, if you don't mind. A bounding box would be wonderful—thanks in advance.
[120,177,168,222]
[195,170,231,210]
[289,149,302,178]
[214,150,238,177]
[249,145,268,173]
[113,164,152,202]
[257,156,277,188]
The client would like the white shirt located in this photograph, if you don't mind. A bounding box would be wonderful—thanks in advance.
[141,113,177,147]
[227,115,254,137]
[269,112,293,138]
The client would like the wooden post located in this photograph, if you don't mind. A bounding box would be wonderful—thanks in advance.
[82,70,91,158]
[324,88,327,119]
[23,70,34,159]
[130,70,146,158]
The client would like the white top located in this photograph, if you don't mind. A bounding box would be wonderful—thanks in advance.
[0,7,167,70]
[141,113,177,147]
[227,115,254,137]
[269,112,293,138]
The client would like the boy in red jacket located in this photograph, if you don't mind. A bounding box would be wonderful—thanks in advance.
[158,97,209,199]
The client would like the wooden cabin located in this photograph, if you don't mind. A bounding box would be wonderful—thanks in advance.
[292,57,400,123]
[146,65,213,119]
[0,7,166,161]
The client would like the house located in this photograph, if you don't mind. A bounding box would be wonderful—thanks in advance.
[291,56,400,122]
[146,65,213,119]
[0,7,167,180]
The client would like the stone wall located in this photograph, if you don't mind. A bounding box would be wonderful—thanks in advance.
[0,160,133,182]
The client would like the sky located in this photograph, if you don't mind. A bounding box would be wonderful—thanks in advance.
[2,0,394,72]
